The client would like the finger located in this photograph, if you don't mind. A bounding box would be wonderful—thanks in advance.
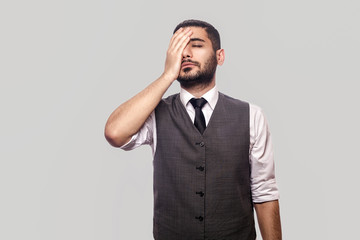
[170,29,192,52]
[174,27,184,35]
[173,30,192,53]
[169,28,191,49]
[168,27,184,48]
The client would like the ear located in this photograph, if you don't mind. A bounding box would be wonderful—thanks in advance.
[216,49,225,66]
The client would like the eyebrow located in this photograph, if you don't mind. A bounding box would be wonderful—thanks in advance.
[190,38,205,43]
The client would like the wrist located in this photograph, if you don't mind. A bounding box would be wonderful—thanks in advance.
[161,71,177,83]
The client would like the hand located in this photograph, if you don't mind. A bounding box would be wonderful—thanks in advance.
[163,27,193,81]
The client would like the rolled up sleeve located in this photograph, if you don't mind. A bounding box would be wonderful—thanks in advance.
[120,111,156,152]
[249,104,279,203]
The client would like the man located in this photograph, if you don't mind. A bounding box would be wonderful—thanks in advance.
[105,20,281,240]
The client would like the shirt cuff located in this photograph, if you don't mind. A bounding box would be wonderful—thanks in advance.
[251,178,280,203]
[120,133,139,151]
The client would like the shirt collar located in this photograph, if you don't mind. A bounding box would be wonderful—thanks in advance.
[180,85,219,110]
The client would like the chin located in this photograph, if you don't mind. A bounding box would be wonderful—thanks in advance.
[180,69,198,78]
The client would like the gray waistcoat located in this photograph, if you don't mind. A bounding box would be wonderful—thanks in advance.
[153,92,255,240]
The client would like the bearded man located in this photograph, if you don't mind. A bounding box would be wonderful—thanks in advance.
[105,19,282,240]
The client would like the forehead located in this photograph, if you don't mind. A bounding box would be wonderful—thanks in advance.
[188,27,211,43]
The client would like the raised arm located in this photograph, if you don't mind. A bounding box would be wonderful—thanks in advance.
[105,28,193,147]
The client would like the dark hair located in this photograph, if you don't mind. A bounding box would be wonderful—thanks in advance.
[173,19,221,52]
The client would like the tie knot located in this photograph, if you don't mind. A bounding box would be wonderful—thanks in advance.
[190,97,207,109]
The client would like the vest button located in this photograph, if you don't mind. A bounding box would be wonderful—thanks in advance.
[199,142,205,147]
[196,166,204,171]
[196,191,204,197]
[195,216,204,221]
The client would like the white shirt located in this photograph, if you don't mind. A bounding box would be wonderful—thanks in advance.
[121,86,279,203]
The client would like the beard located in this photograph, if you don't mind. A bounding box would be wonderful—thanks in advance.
[177,52,218,89]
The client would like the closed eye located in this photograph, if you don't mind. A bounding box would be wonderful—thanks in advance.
[192,45,203,47]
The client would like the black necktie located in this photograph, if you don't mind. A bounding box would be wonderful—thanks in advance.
[190,98,207,134]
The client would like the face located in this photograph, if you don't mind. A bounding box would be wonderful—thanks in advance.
[177,27,219,88]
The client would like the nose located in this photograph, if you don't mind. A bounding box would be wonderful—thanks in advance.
[182,43,192,59]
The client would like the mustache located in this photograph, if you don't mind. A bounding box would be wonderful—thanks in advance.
[181,59,200,66]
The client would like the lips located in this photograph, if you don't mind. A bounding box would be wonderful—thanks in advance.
[182,63,195,68]
[181,61,198,68]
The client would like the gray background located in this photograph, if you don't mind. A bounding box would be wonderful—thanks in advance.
[1,0,359,239]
